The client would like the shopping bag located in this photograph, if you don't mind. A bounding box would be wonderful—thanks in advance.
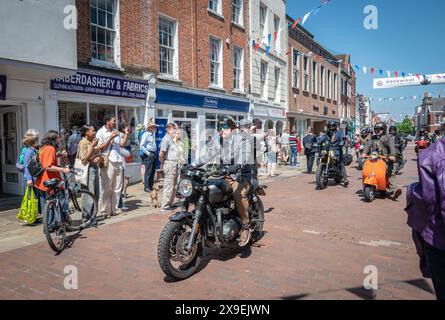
[17,186,39,224]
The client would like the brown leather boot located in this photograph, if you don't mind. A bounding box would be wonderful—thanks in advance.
[239,226,251,247]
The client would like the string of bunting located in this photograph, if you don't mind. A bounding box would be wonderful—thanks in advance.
[249,0,333,57]
[362,90,445,103]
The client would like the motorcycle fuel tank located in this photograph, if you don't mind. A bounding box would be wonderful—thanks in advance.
[208,179,232,203]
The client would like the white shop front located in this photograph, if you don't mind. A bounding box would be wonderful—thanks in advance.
[250,103,287,135]
[154,84,250,164]
[49,71,151,183]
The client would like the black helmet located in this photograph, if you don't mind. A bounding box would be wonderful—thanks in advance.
[327,121,338,130]
[361,126,371,135]
[389,125,397,134]
[217,116,237,131]
[374,122,387,135]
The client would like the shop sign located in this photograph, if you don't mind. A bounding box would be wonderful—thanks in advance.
[268,108,286,119]
[0,75,6,100]
[156,88,249,113]
[50,72,148,99]
[254,105,268,117]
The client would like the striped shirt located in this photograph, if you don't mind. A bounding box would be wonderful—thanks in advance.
[289,135,297,149]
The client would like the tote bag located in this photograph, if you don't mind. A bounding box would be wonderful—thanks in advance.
[73,146,89,186]
[17,186,39,224]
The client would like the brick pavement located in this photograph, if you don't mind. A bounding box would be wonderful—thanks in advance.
[0,144,435,299]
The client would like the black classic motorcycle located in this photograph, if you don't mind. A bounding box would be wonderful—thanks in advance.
[316,140,344,189]
[157,164,266,280]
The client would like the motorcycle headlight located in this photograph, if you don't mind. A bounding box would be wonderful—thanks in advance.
[329,150,336,158]
[178,179,193,198]
[321,150,327,156]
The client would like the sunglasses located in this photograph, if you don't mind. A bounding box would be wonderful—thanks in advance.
[218,124,231,130]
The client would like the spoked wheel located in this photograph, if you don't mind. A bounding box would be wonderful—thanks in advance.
[251,198,265,243]
[364,186,375,202]
[66,189,98,231]
[43,200,66,253]
[316,163,328,189]
[157,220,202,280]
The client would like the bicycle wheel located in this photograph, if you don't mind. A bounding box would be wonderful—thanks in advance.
[66,189,98,231]
[42,199,66,253]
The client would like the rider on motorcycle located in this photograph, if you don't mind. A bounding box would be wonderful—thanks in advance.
[318,120,349,186]
[361,122,402,200]
[198,116,255,247]
[389,125,405,166]
[359,126,372,145]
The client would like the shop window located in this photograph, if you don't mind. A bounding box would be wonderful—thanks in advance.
[118,106,142,164]
[59,102,87,154]
[206,113,216,119]
[172,110,185,118]
[89,104,115,129]
[157,109,165,118]
[58,102,87,141]
[186,112,198,119]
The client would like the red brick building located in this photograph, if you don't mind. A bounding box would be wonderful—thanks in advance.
[286,17,342,137]
[50,0,251,170]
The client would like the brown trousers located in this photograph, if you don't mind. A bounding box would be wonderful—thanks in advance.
[225,177,250,225]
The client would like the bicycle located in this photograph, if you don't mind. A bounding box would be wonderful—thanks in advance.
[42,169,98,253]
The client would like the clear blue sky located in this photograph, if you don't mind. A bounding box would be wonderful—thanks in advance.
[286,0,445,121]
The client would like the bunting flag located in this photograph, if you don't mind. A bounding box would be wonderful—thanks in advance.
[402,72,406,78]
[291,18,301,29]
[379,69,383,75]
[387,71,391,78]
[273,31,278,41]
[285,49,292,55]
[265,46,271,56]
[371,68,375,76]
[354,65,360,71]
[362,66,367,75]
[394,71,399,77]
[267,33,272,45]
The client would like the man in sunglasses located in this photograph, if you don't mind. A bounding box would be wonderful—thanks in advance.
[198,116,255,247]
[361,122,402,200]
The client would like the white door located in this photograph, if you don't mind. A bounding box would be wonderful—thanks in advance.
[174,119,197,164]
[0,106,22,195]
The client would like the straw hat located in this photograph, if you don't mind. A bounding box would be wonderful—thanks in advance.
[146,120,158,128]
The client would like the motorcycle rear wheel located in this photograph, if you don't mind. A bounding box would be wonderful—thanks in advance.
[364,186,375,202]
[157,220,202,280]
[316,163,328,189]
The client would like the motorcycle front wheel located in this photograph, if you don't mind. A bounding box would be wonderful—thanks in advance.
[363,186,375,202]
[316,163,328,189]
[157,220,202,280]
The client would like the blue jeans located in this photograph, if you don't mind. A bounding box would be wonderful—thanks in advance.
[290,148,298,166]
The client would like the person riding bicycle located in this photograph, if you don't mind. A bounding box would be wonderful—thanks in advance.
[197,116,255,247]
[318,121,349,186]
[361,122,402,200]
[389,125,405,166]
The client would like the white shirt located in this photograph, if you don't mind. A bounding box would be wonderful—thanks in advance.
[96,126,123,163]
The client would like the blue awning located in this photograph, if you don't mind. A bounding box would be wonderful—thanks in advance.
[155,87,249,113]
